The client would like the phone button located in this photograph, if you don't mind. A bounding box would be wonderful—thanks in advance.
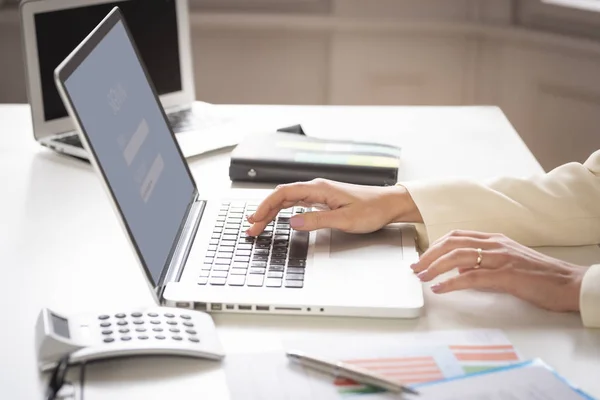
[148,312,159,317]
[100,322,111,328]
[131,312,143,318]
[138,335,148,340]
[172,336,183,341]
[155,335,166,340]
[103,338,114,343]
[164,313,175,318]
[169,328,180,333]
[115,313,126,318]
[180,315,191,320]
[119,328,129,334]
[117,321,128,326]
[133,320,144,325]
[121,336,131,341]
[135,328,146,333]
[98,315,110,320]
[188,337,200,343]
[153,327,163,332]
[101,330,112,335]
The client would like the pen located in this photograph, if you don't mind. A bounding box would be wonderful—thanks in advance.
[286,350,419,396]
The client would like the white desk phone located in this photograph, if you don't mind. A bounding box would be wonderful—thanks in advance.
[35,306,225,371]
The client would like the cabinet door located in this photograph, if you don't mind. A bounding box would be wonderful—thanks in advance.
[492,44,600,170]
[329,32,470,106]
[190,28,330,105]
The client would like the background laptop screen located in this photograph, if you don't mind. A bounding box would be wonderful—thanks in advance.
[63,19,195,286]
[36,0,181,122]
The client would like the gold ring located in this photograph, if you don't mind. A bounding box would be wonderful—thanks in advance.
[475,248,483,269]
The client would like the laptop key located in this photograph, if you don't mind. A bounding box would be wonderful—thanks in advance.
[253,254,268,262]
[285,273,304,281]
[266,278,282,288]
[227,275,246,286]
[216,253,233,259]
[246,275,264,287]
[211,233,220,240]
[250,261,267,268]
[255,243,270,249]
[287,267,305,274]
[222,234,238,241]
[285,280,303,288]
[249,267,266,275]
[220,241,236,247]
[224,229,239,235]
[203,258,214,264]
[289,230,309,260]
[229,268,247,275]
[237,243,253,250]
[208,245,218,251]
[268,265,284,272]
[253,249,269,255]
[232,262,249,269]
[209,277,227,286]
[235,250,252,256]
[274,235,289,241]
[288,259,306,268]
[214,259,231,266]
[234,256,251,263]
[211,271,228,278]
[271,252,286,259]
[198,277,208,285]
[219,247,234,253]
[213,265,231,271]
[206,251,216,258]
[267,271,283,279]
[269,259,285,266]
[200,270,210,277]
[209,239,219,245]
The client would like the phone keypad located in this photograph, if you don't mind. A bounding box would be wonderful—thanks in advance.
[97,311,202,344]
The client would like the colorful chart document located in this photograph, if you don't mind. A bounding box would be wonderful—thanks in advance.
[223,330,524,400]
[406,359,594,400]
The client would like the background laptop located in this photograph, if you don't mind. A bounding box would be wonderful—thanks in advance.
[55,7,424,318]
[21,0,245,160]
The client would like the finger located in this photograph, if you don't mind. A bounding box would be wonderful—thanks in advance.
[430,230,493,247]
[289,208,350,231]
[246,208,280,236]
[417,247,494,282]
[411,236,490,274]
[431,269,507,294]
[249,182,327,223]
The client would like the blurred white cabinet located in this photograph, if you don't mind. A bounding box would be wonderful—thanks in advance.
[483,42,600,168]
[329,32,469,105]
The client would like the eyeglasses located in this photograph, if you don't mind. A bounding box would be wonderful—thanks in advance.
[46,355,71,400]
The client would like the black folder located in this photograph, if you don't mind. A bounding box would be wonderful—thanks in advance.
[229,131,401,186]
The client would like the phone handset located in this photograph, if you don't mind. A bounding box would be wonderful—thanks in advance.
[35,307,224,371]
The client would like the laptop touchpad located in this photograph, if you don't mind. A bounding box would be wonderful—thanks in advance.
[326,228,403,261]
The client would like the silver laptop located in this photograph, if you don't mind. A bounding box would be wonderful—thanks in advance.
[21,0,243,160]
[55,7,424,318]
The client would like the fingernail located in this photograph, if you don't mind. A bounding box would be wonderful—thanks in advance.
[247,214,255,223]
[290,215,304,229]
[417,271,427,281]
[410,263,418,271]
[431,283,442,293]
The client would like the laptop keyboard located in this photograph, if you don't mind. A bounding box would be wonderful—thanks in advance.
[199,202,309,288]
[51,108,235,149]
[54,134,84,148]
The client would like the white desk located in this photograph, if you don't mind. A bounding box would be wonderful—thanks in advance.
[2,104,599,399]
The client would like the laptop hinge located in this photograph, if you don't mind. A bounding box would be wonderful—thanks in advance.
[157,199,206,299]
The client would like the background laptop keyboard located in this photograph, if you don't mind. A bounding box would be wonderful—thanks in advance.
[199,202,309,288]
[53,108,234,149]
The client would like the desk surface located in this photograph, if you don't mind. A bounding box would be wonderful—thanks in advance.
[2,104,599,399]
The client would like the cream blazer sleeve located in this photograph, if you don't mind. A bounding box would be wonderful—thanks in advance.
[401,150,600,328]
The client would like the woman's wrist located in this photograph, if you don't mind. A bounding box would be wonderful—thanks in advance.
[384,184,423,224]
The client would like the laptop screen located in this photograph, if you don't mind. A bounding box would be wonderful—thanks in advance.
[62,18,195,287]
[35,0,181,123]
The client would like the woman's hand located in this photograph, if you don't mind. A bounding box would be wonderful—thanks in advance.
[246,179,423,236]
[412,230,587,312]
